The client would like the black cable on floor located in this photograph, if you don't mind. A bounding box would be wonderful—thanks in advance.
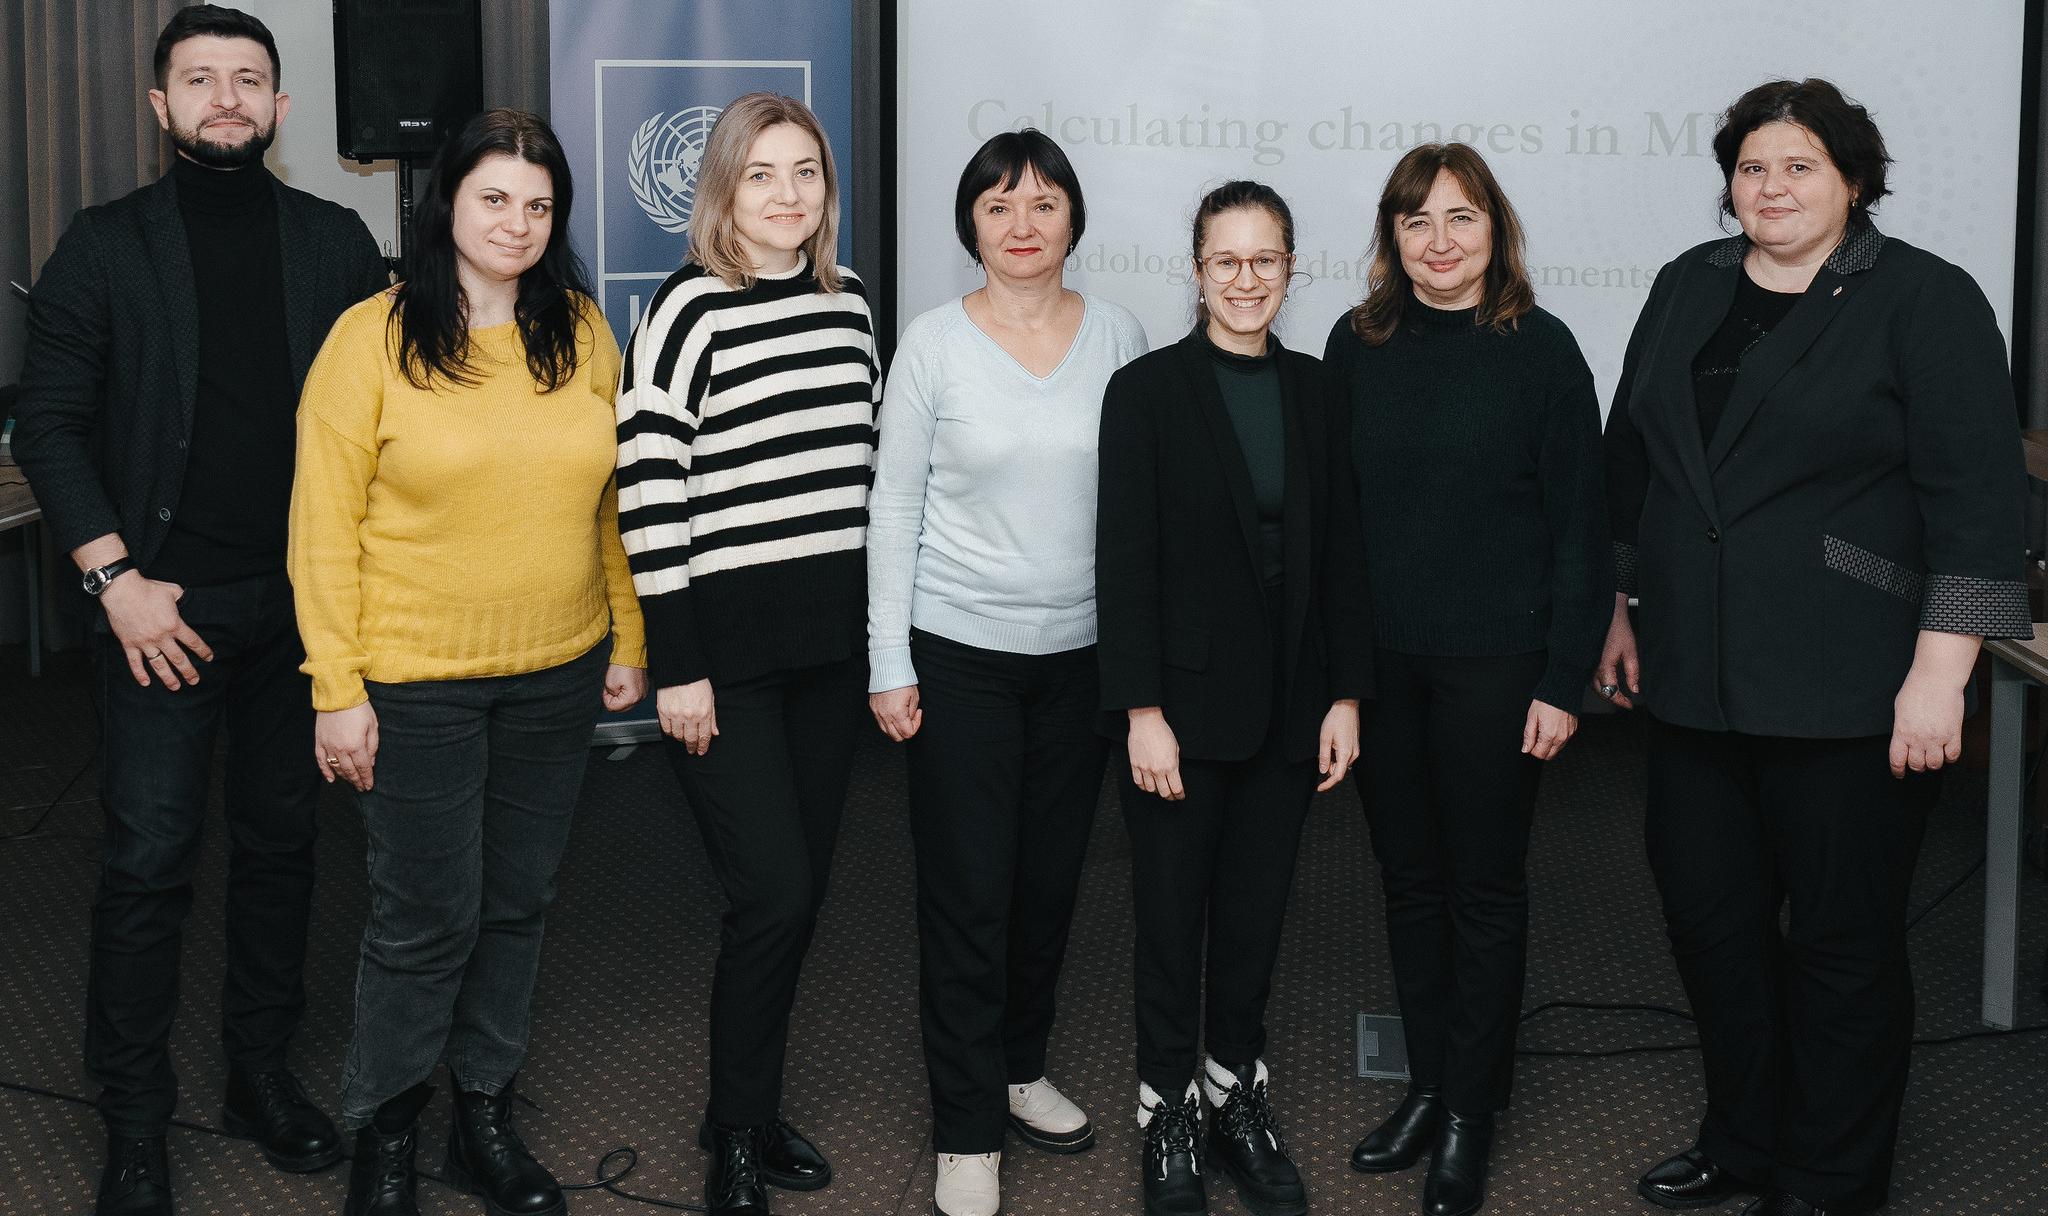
[0,749,98,844]
[0,1075,705,1212]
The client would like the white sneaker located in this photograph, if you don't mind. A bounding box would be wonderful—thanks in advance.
[934,1150,1001,1216]
[1007,1076,1097,1153]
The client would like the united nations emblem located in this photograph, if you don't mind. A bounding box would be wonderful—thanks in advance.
[627,105,722,234]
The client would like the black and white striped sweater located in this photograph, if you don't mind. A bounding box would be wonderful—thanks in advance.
[615,255,879,688]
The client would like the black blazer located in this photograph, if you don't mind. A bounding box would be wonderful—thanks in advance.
[1604,224,2031,738]
[1097,332,1371,762]
[13,170,387,569]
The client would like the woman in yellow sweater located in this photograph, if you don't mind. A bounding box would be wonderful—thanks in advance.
[287,109,645,1216]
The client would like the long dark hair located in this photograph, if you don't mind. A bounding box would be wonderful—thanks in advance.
[1189,180,1295,331]
[390,108,592,392]
[1349,142,1534,347]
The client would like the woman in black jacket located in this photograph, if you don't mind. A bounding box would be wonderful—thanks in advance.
[1601,79,2030,1216]
[1327,143,1610,1216]
[1097,180,1368,1216]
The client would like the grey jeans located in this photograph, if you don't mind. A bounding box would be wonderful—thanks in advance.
[338,640,609,1127]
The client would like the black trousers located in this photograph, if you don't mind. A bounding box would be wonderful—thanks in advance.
[1359,648,1545,1114]
[904,630,1108,1154]
[1645,718,1936,1212]
[1121,722,1317,1097]
[340,641,609,1127]
[669,655,865,1127]
[84,571,322,1136]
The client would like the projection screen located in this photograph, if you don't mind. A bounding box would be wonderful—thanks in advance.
[894,0,2028,408]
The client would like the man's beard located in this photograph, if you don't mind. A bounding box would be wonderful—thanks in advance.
[170,114,276,169]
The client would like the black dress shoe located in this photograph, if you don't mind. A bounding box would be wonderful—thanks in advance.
[699,1115,832,1190]
[96,1134,172,1216]
[704,1123,772,1215]
[1140,1088,1207,1216]
[344,1082,434,1216]
[1350,1085,1443,1174]
[445,1077,566,1215]
[1207,1063,1306,1216]
[1421,1110,1494,1216]
[220,1064,344,1173]
[1639,1149,1755,1209]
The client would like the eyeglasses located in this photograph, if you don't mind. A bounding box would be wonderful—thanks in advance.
[1199,250,1293,284]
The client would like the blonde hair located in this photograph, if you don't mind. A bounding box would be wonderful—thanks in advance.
[687,92,843,293]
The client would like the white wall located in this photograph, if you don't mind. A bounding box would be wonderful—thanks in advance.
[237,0,401,255]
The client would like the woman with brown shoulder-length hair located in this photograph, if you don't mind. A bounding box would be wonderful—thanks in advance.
[1327,143,1610,1216]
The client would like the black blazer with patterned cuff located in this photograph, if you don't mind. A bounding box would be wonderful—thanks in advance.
[1603,223,2032,738]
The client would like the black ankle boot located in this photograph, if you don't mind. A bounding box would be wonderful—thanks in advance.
[1140,1087,1207,1216]
[221,1064,344,1173]
[1350,1085,1443,1174]
[445,1076,565,1216]
[344,1083,434,1216]
[704,1123,771,1215]
[1206,1062,1306,1216]
[1422,1110,1495,1216]
[95,1133,171,1216]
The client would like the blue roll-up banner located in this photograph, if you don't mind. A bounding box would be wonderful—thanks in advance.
[551,0,857,353]
[550,0,858,744]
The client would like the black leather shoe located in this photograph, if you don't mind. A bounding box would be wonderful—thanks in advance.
[1141,1088,1207,1216]
[699,1115,832,1190]
[1421,1110,1493,1216]
[1742,1193,1846,1216]
[1639,1149,1756,1209]
[95,1134,172,1216]
[1206,1063,1306,1216]
[220,1064,343,1173]
[705,1123,772,1215]
[344,1082,434,1216]
[1350,1085,1443,1174]
[445,1077,566,1215]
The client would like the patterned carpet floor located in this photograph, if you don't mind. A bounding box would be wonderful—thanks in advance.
[1,646,2044,1215]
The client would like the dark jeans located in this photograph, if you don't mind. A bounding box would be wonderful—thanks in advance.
[1121,724,1317,1097]
[667,654,865,1127]
[1359,648,1545,1114]
[1645,718,1936,1211]
[905,630,1108,1154]
[85,571,321,1137]
[338,641,608,1128]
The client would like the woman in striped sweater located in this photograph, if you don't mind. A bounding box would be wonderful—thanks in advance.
[613,93,878,1216]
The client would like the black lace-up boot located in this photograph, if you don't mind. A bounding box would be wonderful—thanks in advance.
[1140,1083,1207,1216]
[343,1082,433,1216]
[444,1075,565,1215]
[704,1122,771,1215]
[1204,1060,1306,1216]
[95,1134,172,1216]
[221,1065,343,1172]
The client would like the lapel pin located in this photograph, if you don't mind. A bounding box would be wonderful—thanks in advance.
[1832,286,1843,296]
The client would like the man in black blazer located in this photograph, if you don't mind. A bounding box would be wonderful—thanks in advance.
[12,8,388,1213]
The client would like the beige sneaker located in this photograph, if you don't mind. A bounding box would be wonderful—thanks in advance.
[933,1150,1001,1216]
[1007,1076,1096,1153]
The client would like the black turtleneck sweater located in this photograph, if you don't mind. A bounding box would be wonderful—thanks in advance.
[1323,300,1612,711]
[150,157,295,587]
[1206,332,1287,589]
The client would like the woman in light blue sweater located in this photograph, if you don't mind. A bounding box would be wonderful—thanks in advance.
[866,129,1145,1216]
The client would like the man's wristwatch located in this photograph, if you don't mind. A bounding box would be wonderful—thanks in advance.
[81,558,138,597]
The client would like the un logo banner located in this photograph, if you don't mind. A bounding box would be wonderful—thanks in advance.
[584,61,812,350]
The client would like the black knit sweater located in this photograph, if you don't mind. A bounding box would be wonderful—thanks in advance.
[1323,301,1612,710]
